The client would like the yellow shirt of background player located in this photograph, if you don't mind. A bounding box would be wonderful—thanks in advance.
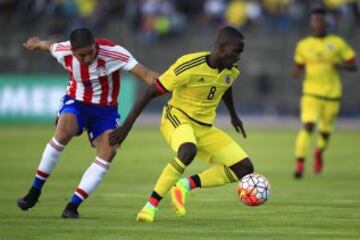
[159,52,240,125]
[294,34,355,98]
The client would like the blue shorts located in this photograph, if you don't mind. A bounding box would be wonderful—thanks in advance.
[57,95,120,142]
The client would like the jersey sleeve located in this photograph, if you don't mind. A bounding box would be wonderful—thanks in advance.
[294,41,305,65]
[99,44,138,72]
[49,41,72,67]
[337,38,356,62]
[158,59,191,92]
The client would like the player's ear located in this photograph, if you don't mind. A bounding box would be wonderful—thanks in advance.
[71,47,76,55]
[216,42,226,53]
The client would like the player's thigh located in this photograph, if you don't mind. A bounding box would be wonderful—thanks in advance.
[197,127,248,166]
[300,95,320,123]
[93,130,117,162]
[55,98,83,144]
[318,100,340,132]
[56,113,79,137]
[88,109,120,142]
[160,107,197,152]
[89,108,120,161]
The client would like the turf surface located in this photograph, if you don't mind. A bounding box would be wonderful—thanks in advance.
[1,126,359,240]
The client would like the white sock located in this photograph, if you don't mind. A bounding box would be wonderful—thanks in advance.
[37,137,64,177]
[73,157,110,201]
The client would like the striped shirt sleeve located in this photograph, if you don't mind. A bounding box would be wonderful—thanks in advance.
[50,41,72,67]
[98,45,138,72]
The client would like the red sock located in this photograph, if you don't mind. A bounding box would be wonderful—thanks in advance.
[148,197,159,207]
[296,158,304,172]
[314,148,323,173]
[188,177,197,189]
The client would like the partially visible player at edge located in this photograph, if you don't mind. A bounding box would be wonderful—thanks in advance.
[109,26,254,223]
[292,7,357,178]
[17,28,159,218]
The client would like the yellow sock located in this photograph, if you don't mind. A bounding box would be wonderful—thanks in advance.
[198,165,238,188]
[295,129,311,158]
[154,157,185,197]
[316,134,329,151]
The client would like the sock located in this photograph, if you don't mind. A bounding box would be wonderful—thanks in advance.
[148,191,162,207]
[32,137,64,190]
[198,165,238,188]
[296,157,305,172]
[70,157,110,206]
[153,157,185,199]
[316,134,329,151]
[295,129,311,158]
[177,175,201,191]
[188,175,201,189]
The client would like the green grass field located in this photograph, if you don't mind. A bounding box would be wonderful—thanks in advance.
[1,125,360,240]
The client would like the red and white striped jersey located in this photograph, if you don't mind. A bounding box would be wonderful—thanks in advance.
[50,38,138,106]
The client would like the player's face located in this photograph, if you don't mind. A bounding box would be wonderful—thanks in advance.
[220,40,244,68]
[72,43,97,65]
[310,14,326,36]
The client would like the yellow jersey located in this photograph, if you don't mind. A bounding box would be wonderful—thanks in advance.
[294,34,356,98]
[158,52,240,126]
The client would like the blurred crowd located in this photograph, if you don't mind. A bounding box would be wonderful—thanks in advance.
[0,0,359,43]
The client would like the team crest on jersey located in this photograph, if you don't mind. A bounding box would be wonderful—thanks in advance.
[224,75,233,85]
[96,66,108,77]
[326,44,334,52]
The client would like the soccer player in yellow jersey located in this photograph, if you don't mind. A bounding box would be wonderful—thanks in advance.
[109,26,254,222]
[292,7,357,178]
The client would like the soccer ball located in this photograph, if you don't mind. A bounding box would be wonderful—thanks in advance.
[237,173,271,206]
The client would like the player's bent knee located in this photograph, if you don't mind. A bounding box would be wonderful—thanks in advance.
[54,129,75,145]
[320,132,330,140]
[177,142,197,166]
[229,158,254,180]
[303,122,315,133]
[98,148,117,163]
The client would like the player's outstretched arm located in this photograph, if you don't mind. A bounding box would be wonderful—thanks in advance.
[129,64,160,85]
[222,87,247,138]
[109,83,165,146]
[23,37,53,51]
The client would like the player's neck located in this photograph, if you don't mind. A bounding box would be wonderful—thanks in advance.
[206,54,223,72]
[313,31,327,38]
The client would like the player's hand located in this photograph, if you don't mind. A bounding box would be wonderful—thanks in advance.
[291,68,302,78]
[23,37,42,50]
[231,115,247,139]
[108,124,131,146]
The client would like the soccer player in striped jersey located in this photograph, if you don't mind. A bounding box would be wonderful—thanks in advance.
[109,26,254,223]
[17,28,159,218]
[292,7,357,178]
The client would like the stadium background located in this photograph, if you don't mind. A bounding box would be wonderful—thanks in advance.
[0,0,359,125]
[1,1,360,240]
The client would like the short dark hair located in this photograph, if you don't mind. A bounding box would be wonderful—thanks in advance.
[311,6,327,15]
[216,26,244,45]
[70,28,95,49]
